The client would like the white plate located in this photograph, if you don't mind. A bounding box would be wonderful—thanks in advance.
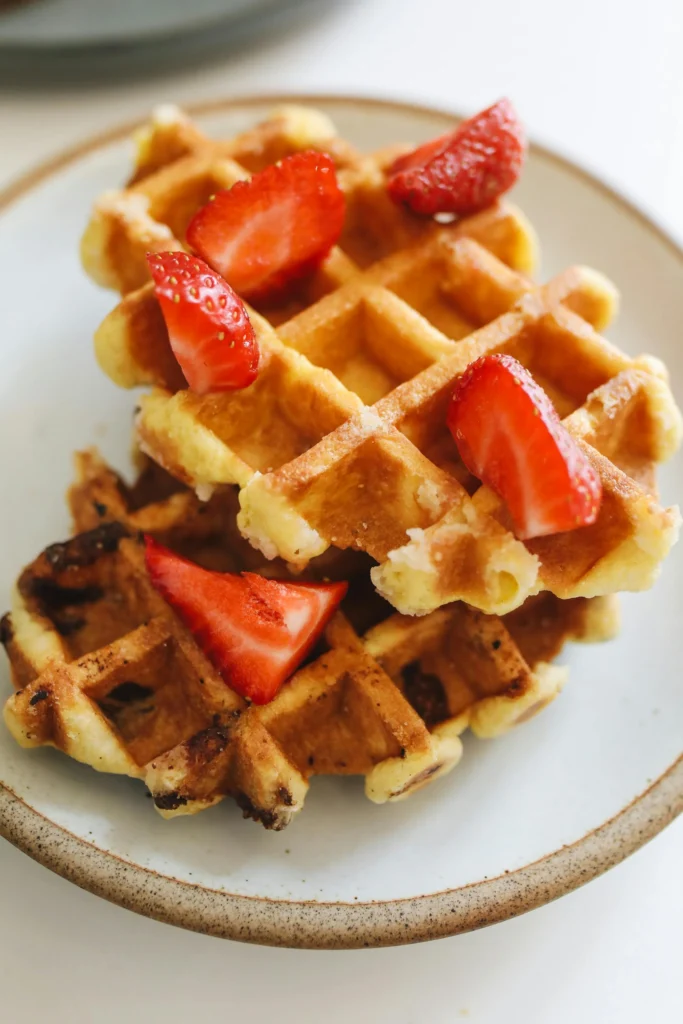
[1,96,682,949]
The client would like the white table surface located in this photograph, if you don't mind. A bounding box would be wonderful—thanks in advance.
[1,1,683,1020]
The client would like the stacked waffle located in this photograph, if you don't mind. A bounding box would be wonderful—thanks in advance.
[2,104,680,829]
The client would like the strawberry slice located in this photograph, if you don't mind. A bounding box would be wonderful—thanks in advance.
[387,98,526,216]
[186,150,345,301]
[144,536,347,705]
[447,354,602,540]
[146,251,259,395]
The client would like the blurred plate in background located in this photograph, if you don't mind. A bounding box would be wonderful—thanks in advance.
[0,0,318,80]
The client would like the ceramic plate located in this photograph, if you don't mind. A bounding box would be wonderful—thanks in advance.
[1,96,682,949]
[0,0,315,81]
[0,0,295,46]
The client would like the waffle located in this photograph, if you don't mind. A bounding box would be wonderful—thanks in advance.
[86,106,680,617]
[80,104,537,319]
[1,453,617,828]
[369,361,681,613]
[97,251,681,611]
[86,107,681,619]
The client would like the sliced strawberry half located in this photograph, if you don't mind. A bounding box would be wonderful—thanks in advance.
[447,354,602,540]
[186,150,345,302]
[146,251,259,395]
[387,98,526,216]
[144,536,348,705]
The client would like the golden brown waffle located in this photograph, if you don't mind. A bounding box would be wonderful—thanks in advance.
[80,104,538,316]
[1,454,617,827]
[86,105,681,620]
[370,362,681,613]
[97,239,679,611]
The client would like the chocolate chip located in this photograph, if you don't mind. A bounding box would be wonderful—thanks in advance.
[28,579,103,610]
[153,792,188,811]
[0,613,13,646]
[107,682,155,703]
[402,662,449,727]
[43,522,129,572]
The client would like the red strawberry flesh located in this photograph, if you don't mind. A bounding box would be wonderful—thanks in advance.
[144,536,348,705]
[146,251,259,395]
[387,98,526,216]
[186,150,345,302]
[447,353,602,539]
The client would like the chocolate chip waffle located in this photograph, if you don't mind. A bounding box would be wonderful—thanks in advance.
[1,452,617,828]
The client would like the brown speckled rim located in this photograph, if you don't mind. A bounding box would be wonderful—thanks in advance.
[1,94,683,949]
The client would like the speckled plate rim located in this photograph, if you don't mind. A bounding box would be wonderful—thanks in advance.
[2,93,683,950]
